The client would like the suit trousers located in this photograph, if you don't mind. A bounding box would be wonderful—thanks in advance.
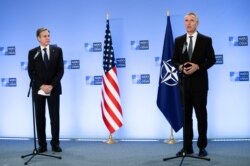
[34,92,60,147]
[183,86,208,150]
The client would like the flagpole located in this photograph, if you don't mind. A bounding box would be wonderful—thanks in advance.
[163,10,176,145]
[103,12,115,145]
[164,128,176,144]
[167,10,170,17]
[104,133,116,144]
[102,12,122,144]
[106,12,109,20]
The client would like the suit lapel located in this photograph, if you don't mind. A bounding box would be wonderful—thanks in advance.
[191,33,201,60]
[181,35,189,60]
[49,45,56,63]
[35,47,43,62]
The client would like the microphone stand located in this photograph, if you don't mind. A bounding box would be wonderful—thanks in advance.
[21,76,61,165]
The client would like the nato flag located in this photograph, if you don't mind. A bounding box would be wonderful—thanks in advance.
[157,15,183,132]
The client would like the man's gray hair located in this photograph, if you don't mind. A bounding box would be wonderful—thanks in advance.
[185,12,199,23]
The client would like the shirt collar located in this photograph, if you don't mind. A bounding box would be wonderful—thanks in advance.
[40,45,49,51]
[186,31,198,38]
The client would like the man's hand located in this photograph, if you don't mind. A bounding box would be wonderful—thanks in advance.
[183,62,199,75]
[40,85,53,94]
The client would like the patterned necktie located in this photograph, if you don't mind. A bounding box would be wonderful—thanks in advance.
[188,36,193,60]
[43,48,49,68]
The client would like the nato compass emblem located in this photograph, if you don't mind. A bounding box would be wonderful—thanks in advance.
[160,59,179,86]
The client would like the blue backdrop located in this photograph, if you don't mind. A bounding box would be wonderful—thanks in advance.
[0,0,249,139]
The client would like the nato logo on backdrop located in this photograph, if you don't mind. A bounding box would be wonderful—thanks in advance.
[0,46,16,55]
[229,36,248,46]
[84,42,102,52]
[230,71,249,81]
[131,40,149,50]
[116,58,126,68]
[215,54,223,64]
[64,60,80,69]
[85,76,102,85]
[132,74,150,84]
[1,78,17,87]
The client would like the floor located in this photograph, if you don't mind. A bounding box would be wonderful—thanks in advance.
[0,138,250,166]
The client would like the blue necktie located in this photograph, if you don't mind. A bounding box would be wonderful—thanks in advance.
[43,48,49,68]
[188,36,193,60]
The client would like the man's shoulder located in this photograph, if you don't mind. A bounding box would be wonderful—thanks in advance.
[175,34,186,40]
[50,45,63,55]
[197,33,212,40]
[50,44,62,50]
[29,46,40,53]
[174,34,186,45]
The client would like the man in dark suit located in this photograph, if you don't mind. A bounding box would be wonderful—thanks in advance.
[172,12,215,157]
[28,27,64,153]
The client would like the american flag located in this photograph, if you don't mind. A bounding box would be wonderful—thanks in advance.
[101,18,123,134]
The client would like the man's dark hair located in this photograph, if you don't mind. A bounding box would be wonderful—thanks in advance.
[36,28,50,37]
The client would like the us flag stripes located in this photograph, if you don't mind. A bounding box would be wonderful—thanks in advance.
[101,17,123,134]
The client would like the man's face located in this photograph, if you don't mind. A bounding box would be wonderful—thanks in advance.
[184,14,198,34]
[37,30,50,47]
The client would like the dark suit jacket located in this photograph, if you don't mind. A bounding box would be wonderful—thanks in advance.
[28,45,64,95]
[172,32,215,93]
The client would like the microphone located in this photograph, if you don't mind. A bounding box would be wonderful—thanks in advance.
[182,42,187,54]
[33,50,40,59]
